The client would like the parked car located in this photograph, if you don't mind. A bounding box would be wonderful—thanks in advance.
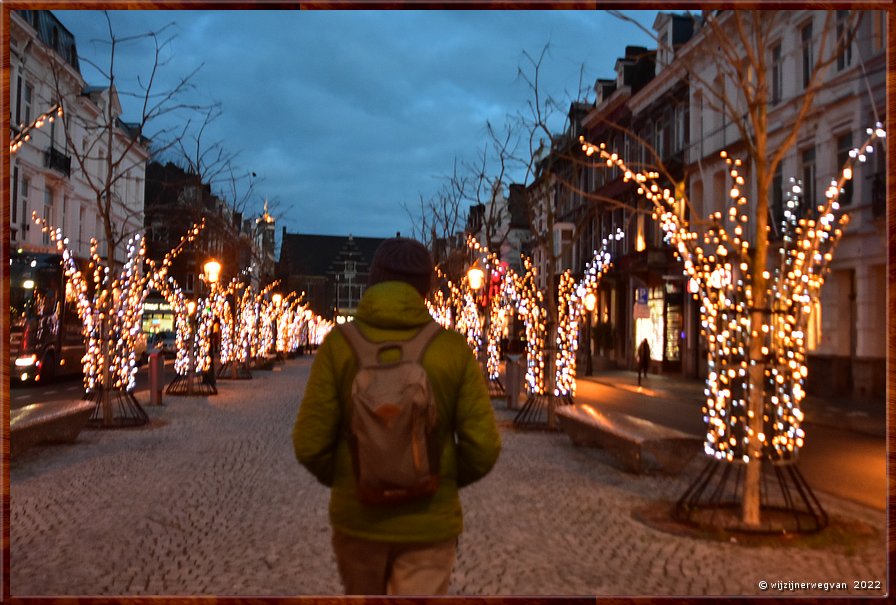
[149,330,177,358]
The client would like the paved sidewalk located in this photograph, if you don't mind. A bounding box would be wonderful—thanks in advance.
[10,357,887,597]
[582,368,886,438]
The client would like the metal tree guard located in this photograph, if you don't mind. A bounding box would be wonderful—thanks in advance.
[674,456,828,534]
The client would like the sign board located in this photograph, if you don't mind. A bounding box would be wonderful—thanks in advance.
[633,303,651,319]
[635,288,648,305]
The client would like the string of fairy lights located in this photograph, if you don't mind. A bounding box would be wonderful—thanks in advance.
[10,104,63,154]
[32,207,333,390]
[430,236,614,399]
[554,246,614,397]
[578,122,886,462]
[33,213,203,395]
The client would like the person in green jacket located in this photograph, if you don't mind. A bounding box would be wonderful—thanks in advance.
[292,237,501,596]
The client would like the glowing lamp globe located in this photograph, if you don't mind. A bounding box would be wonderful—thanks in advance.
[583,292,597,312]
[203,260,221,284]
[467,266,485,291]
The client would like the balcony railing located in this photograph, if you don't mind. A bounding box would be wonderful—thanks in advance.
[43,147,71,177]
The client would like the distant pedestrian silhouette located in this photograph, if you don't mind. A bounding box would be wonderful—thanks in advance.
[637,338,650,386]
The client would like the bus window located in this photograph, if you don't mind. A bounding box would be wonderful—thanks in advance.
[10,279,35,325]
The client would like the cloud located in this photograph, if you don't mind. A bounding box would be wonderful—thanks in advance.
[54,9,659,239]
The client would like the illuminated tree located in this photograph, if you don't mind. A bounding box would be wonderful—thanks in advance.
[583,9,878,528]
[34,10,210,419]
[34,215,203,425]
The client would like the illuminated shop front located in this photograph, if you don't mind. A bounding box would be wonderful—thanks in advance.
[631,278,684,372]
[141,298,175,333]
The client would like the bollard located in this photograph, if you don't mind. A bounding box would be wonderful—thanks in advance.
[505,354,522,409]
[149,352,164,405]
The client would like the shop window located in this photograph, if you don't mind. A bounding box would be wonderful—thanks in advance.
[664,281,682,362]
[634,286,664,363]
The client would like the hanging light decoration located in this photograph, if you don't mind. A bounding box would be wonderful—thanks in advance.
[578,124,885,461]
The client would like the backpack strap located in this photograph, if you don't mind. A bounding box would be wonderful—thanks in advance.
[338,321,442,368]
[400,321,442,363]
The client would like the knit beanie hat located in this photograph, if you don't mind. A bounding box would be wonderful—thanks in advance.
[368,237,433,297]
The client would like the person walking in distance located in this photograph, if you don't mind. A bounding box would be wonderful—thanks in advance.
[637,338,650,386]
[292,237,501,596]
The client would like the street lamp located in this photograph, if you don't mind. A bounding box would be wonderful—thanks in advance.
[583,291,596,377]
[203,259,221,285]
[186,299,197,388]
[467,263,485,291]
[271,292,283,360]
[203,259,222,387]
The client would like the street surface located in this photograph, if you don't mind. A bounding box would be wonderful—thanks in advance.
[15,359,882,511]
[574,376,887,512]
[9,356,886,597]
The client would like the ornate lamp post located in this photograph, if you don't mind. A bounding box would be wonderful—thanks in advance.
[166,262,220,396]
[185,299,198,393]
[583,291,596,377]
[203,259,221,386]
[271,292,284,361]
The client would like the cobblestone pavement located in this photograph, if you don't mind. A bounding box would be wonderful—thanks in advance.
[10,357,887,597]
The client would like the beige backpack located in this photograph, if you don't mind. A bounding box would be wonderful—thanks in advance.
[338,321,443,506]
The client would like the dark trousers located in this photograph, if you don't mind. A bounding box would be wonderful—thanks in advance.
[637,362,648,383]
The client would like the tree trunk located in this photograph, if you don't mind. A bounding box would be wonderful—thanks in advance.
[742,121,771,527]
[100,315,113,425]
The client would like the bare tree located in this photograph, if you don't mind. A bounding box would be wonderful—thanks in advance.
[50,13,209,271]
[503,43,599,427]
[464,120,517,255]
[402,157,468,281]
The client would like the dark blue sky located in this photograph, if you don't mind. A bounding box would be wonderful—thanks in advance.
[55,10,658,239]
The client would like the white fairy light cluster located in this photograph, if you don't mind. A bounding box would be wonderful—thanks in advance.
[431,239,614,399]
[579,123,885,461]
[457,291,483,353]
[554,245,614,397]
[510,256,547,394]
[218,279,246,366]
[34,212,201,395]
[426,290,453,328]
[432,265,483,353]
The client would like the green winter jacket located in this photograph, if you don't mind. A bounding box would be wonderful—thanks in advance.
[292,281,501,543]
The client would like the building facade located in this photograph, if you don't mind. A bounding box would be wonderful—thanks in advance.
[562,9,884,399]
[10,10,149,262]
[680,10,887,399]
[467,183,532,274]
[142,160,256,332]
[277,232,385,321]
